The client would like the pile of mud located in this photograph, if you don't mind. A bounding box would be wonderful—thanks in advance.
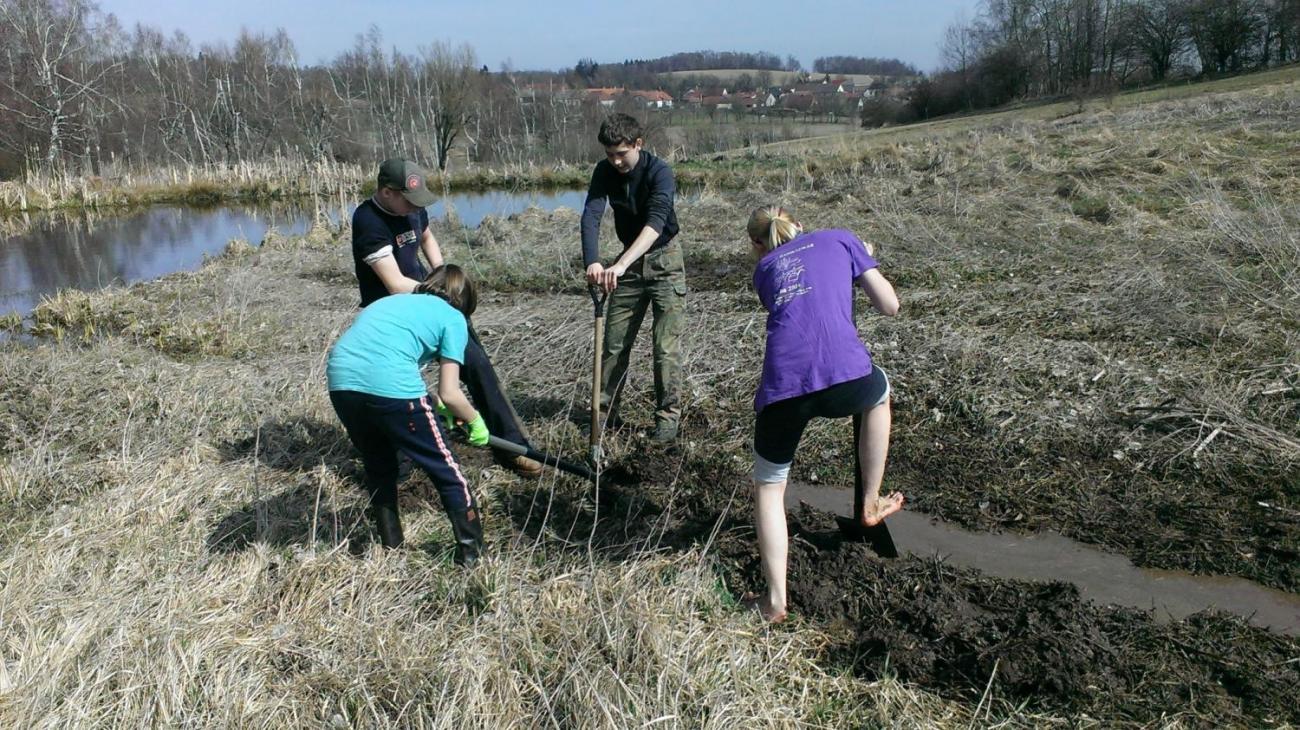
[726,506,1299,725]
[503,444,1300,725]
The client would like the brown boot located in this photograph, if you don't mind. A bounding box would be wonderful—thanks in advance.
[495,452,543,478]
[509,454,543,478]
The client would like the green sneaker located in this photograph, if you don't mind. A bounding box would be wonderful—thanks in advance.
[649,419,679,444]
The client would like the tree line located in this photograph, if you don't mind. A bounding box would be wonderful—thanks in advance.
[812,56,920,76]
[0,0,855,182]
[0,1,753,180]
[865,0,1300,125]
[578,50,794,77]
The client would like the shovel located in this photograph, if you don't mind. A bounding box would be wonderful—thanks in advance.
[487,435,598,482]
[838,411,899,558]
[487,435,635,494]
[588,285,608,467]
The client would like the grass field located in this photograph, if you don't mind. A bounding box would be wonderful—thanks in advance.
[730,63,1300,157]
[1,68,1298,727]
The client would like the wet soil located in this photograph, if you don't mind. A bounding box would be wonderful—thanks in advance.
[877,418,1300,594]
[502,438,1300,726]
[682,252,754,293]
[720,506,1300,725]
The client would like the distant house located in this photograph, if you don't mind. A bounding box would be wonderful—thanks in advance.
[729,91,761,109]
[792,81,846,96]
[701,94,730,109]
[866,80,891,98]
[778,91,814,111]
[516,81,577,106]
[682,88,704,104]
[586,87,625,107]
[631,90,674,108]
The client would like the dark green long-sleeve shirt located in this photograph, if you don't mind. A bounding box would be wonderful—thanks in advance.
[580,151,679,267]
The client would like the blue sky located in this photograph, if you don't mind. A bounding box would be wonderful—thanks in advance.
[98,0,984,73]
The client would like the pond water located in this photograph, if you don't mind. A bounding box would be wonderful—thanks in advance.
[0,189,587,319]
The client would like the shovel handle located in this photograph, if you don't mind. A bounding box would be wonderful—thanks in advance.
[487,435,597,482]
[590,285,606,452]
[588,284,607,316]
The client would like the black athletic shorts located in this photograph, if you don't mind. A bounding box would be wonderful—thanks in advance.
[753,365,890,467]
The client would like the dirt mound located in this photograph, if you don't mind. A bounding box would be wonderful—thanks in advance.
[718,506,1300,725]
[499,433,1299,725]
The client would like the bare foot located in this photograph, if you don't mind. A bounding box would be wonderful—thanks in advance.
[741,592,788,624]
[859,492,905,527]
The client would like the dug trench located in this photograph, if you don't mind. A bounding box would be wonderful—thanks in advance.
[495,438,1299,725]
[483,209,1300,596]
[473,244,1300,724]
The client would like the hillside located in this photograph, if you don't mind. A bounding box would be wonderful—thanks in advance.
[725,63,1300,156]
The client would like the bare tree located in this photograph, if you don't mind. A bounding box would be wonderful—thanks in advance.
[0,0,118,176]
[1259,0,1300,64]
[416,41,478,171]
[1184,0,1263,73]
[942,12,979,108]
[1125,0,1189,80]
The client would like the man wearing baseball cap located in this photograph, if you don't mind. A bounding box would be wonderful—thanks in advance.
[350,158,543,478]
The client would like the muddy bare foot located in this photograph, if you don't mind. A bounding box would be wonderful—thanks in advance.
[859,492,905,527]
[741,592,788,623]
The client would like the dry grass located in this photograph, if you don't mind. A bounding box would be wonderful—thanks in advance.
[2,75,1298,727]
[0,156,591,216]
[1,213,1043,729]
[730,62,1300,158]
[0,156,366,215]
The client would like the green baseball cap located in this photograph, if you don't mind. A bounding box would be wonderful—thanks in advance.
[377,158,437,208]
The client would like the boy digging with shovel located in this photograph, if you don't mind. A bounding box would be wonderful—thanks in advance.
[580,114,686,444]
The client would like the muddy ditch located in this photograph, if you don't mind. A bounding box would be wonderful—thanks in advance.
[743,507,1300,726]
[496,433,1299,726]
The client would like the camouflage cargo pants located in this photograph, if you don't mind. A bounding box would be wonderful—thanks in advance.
[599,242,687,425]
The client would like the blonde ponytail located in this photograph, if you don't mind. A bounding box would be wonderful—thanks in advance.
[747,205,802,253]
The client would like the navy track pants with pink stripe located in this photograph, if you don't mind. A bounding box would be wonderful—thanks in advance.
[329,390,475,513]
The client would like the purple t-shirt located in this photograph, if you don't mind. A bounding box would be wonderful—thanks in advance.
[753,229,878,412]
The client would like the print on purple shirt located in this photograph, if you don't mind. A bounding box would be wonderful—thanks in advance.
[752,229,879,412]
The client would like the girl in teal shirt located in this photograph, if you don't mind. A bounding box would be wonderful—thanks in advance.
[327,265,490,564]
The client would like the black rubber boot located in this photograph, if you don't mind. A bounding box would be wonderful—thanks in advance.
[448,508,485,567]
[373,502,404,549]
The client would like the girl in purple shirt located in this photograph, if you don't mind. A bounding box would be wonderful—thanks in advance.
[745,206,905,623]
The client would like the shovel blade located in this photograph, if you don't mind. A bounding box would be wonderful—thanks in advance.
[835,514,899,558]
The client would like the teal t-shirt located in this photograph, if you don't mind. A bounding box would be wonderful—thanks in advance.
[326,293,468,399]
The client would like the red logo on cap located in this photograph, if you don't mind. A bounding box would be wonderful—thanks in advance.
[406,174,421,190]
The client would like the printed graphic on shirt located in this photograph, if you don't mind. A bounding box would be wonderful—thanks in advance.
[773,243,814,307]
[395,230,417,248]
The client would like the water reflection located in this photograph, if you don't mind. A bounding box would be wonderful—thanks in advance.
[0,189,588,318]
[432,189,586,227]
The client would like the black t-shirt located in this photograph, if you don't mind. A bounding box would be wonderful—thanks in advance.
[352,198,430,307]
